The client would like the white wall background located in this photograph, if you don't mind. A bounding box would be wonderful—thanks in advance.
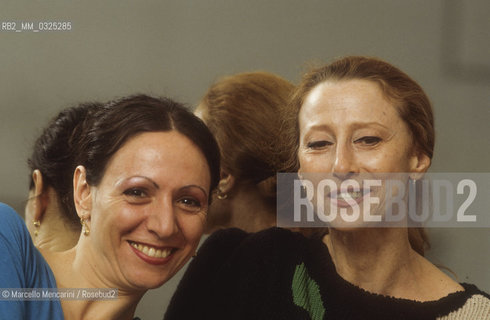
[1,1,488,319]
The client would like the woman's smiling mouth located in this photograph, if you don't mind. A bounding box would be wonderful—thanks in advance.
[128,240,176,264]
[327,187,371,208]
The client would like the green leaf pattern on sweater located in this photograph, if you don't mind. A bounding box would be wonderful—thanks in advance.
[292,262,326,320]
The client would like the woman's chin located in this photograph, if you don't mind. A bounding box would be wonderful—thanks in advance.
[327,215,383,231]
[125,272,171,291]
[329,223,369,232]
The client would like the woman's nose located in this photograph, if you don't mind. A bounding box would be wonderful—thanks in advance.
[147,198,180,239]
[332,144,358,180]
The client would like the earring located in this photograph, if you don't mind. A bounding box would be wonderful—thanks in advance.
[409,177,417,188]
[408,178,418,200]
[300,185,307,198]
[216,188,228,200]
[33,220,40,237]
[80,218,90,236]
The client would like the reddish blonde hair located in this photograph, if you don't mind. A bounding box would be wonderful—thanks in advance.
[199,71,295,202]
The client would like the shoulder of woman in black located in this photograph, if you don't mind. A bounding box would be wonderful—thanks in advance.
[164,227,311,320]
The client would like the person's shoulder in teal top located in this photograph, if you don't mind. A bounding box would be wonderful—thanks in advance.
[0,202,64,319]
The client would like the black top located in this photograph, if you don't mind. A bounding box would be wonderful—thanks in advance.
[164,228,489,320]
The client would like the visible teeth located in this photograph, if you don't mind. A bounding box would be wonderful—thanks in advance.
[130,241,172,258]
[339,191,362,199]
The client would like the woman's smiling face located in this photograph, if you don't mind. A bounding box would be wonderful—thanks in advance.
[77,130,210,291]
[297,79,430,226]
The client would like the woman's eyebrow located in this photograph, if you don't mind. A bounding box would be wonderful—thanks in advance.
[115,176,160,189]
[179,185,208,198]
[306,122,389,132]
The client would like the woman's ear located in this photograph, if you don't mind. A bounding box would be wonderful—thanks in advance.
[31,169,49,222]
[409,151,431,180]
[297,167,303,180]
[218,170,235,194]
[73,166,92,220]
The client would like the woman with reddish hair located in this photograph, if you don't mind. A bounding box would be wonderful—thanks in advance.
[195,71,295,233]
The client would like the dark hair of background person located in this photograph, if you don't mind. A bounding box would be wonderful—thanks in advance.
[284,56,435,255]
[27,102,101,229]
[76,94,220,198]
[199,72,295,204]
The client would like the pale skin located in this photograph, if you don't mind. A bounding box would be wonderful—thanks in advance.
[195,105,275,234]
[43,131,211,320]
[298,79,464,301]
[25,170,80,252]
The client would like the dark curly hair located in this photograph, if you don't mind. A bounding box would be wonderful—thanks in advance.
[76,94,221,201]
[28,102,101,228]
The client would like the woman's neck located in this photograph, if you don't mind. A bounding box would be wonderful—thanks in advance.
[58,296,141,320]
[35,215,79,252]
[227,184,276,233]
[323,228,464,301]
[31,188,80,252]
[324,228,428,299]
[45,244,145,320]
[206,184,276,234]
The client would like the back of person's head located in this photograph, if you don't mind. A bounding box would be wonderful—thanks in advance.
[197,72,295,203]
[28,102,101,229]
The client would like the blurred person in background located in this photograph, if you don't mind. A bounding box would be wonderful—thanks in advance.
[25,102,101,251]
[195,71,295,233]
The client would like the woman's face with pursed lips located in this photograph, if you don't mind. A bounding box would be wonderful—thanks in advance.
[298,79,428,228]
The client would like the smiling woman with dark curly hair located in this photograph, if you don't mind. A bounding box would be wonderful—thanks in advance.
[0,94,221,320]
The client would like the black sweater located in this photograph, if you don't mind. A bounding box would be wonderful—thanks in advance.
[164,228,489,320]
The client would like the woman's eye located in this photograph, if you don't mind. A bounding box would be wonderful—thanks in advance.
[123,188,147,198]
[306,140,332,149]
[355,136,382,146]
[176,197,203,212]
